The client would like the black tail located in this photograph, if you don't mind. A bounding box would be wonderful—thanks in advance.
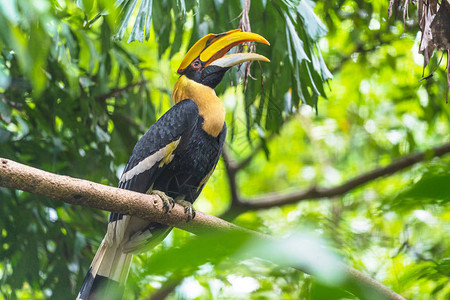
[77,240,132,300]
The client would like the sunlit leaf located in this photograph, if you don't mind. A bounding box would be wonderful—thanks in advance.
[243,233,345,286]
[144,231,252,275]
[128,0,153,43]
[393,165,450,208]
[297,0,327,40]
[116,0,139,41]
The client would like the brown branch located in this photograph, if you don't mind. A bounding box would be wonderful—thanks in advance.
[0,158,239,236]
[221,132,277,209]
[0,157,404,300]
[224,143,450,217]
[221,148,241,206]
[95,80,148,102]
[147,279,180,300]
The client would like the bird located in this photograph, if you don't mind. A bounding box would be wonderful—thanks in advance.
[77,29,270,300]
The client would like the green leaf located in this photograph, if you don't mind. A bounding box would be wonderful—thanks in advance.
[297,0,327,40]
[115,0,139,41]
[393,164,450,209]
[0,66,10,88]
[285,14,309,63]
[169,20,184,57]
[178,0,186,14]
[316,44,333,81]
[311,281,354,300]
[144,231,252,275]
[436,258,450,275]
[79,76,94,88]
[245,233,345,285]
[128,0,153,43]
[0,128,11,143]
[76,0,94,13]
[0,100,11,123]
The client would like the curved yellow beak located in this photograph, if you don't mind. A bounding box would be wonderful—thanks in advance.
[177,29,270,74]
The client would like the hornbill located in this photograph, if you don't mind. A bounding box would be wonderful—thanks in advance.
[77,29,269,299]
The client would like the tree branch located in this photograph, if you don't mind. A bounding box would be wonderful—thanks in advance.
[95,80,148,102]
[221,133,278,212]
[221,148,241,206]
[0,158,238,236]
[147,276,181,300]
[0,157,404,300]
[223,143,450,217]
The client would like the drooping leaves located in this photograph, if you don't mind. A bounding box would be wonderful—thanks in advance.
[113,0,332,134]
[389,0,450,102]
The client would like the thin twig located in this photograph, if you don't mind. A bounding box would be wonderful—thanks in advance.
[238,0,256,92]
[95,80,148,102]
[222,143,450,218]
[221,132,277,209]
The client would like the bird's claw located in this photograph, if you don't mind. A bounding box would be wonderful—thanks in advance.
[151,190,174,213]
[176,199,196,222]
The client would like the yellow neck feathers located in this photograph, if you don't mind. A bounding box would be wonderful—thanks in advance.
[172,75,225,137]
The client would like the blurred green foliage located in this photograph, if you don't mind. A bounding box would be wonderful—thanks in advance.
[0,0,449,299]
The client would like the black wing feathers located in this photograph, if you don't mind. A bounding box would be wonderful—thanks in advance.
[118,99,199,193]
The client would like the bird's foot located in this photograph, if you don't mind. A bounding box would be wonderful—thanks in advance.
[151,190,175,213]
[176,199,196,222]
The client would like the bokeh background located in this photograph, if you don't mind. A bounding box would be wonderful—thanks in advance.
[0,0,449,299]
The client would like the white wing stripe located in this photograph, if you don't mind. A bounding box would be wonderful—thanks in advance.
[119,139,179,183]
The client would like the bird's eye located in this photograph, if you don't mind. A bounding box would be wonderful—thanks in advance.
[191,60,201,70]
